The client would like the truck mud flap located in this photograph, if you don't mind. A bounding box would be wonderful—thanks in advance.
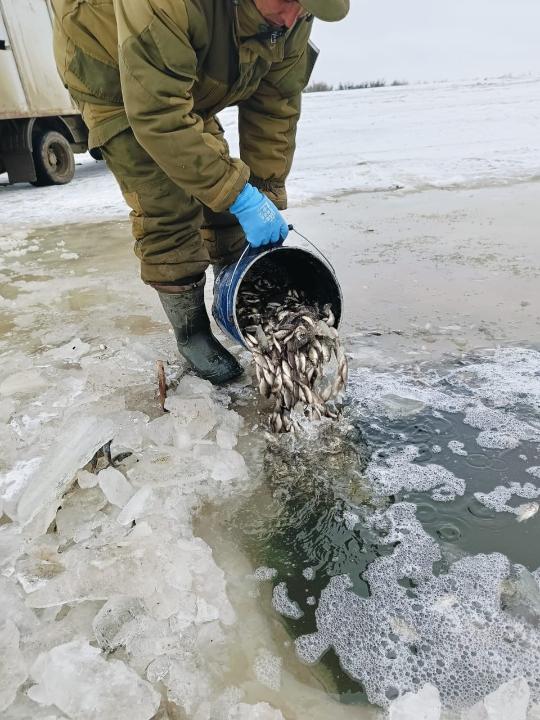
[0,118,36,183]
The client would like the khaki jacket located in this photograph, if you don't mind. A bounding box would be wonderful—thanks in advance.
[51,0,318,211]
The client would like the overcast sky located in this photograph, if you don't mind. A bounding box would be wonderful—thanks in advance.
[310,0,540,85]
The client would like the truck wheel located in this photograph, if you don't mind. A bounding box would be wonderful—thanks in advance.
[31,130,75,186]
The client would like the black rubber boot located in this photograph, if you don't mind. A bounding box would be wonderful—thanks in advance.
[156,277,243,385]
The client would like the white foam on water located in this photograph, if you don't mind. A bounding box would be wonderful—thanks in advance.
[350,347,540,430]
[303,567,316,581]
[254,648,282,691]
[365,446,466,502]
[272,582,304,620]
[448,441,467,456]
[254,567,278,582]
[296,503,540,710]
[474,482,540,515]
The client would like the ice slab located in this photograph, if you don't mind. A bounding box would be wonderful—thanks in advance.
[28,640,160,720]
[388,684,441,720]
[55,485,108,539]
[98,467,134,507]
[44,338,91,364]
[76,470,98,489]
[0,576,38,637]
[110,412,149,456]
[0,621,28,712]
[165,396,218,448]
[93,596,146,652]
[17,414,116,534]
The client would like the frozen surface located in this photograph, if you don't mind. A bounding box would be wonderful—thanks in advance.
[0,76,539,720]
[1,77,539,229]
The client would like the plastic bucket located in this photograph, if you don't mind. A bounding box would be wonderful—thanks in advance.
[212,244,343,348]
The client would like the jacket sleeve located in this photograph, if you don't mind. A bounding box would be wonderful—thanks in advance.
[238,21,318,210]
[113,0,249,212]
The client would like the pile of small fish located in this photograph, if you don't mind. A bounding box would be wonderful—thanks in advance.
[237,274,348,433]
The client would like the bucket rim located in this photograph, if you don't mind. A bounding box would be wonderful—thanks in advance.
[228,245,343,350]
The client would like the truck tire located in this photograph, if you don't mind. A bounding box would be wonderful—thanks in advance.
[31,130,75,186]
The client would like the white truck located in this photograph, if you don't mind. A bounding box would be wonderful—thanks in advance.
[0,0,92,186]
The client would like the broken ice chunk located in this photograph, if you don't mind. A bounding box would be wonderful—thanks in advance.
[144,414,173,447]
[193,445,248,485]
[0,577,38,636]
[110,412,149,456]
[92,597,146,652]
[116,486,153,526]
[272,582,304,620]
[28,641,160,720]
[165,396,217,447]
[55,486,107,539]
[17,414,116,533]
[0,621,28,712]
[76,469,97,489]
[98,467,134,508]
[176,375,214,397]
[388,683,441,720]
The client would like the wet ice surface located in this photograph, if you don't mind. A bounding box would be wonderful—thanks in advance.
[1,217,539,718]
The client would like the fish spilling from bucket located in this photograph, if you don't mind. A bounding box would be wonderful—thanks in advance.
[237,275,348,433]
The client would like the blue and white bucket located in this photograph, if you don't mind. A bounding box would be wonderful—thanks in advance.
[212,236,343,348]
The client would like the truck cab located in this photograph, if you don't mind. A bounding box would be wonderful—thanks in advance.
[0,0,91,186]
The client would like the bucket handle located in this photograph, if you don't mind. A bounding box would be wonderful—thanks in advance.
[288,225,338,276]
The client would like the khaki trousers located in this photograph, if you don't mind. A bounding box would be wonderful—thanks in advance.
[100,119,246,284]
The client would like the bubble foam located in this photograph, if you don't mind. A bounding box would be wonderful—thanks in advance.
[296,502,540,710]
[366,445,466,502]
[474,482,540,515]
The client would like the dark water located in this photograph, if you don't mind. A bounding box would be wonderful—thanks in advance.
[202,347,540,707]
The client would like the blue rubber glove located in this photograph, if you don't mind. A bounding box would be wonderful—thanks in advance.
[229,183,289,248]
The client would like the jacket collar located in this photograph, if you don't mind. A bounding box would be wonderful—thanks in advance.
[235,0,291,61]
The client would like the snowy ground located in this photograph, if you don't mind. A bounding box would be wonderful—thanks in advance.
[1,77,540,720]
[2,75,540,228]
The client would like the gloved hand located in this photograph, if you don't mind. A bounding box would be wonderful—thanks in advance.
[229,183,289,248]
